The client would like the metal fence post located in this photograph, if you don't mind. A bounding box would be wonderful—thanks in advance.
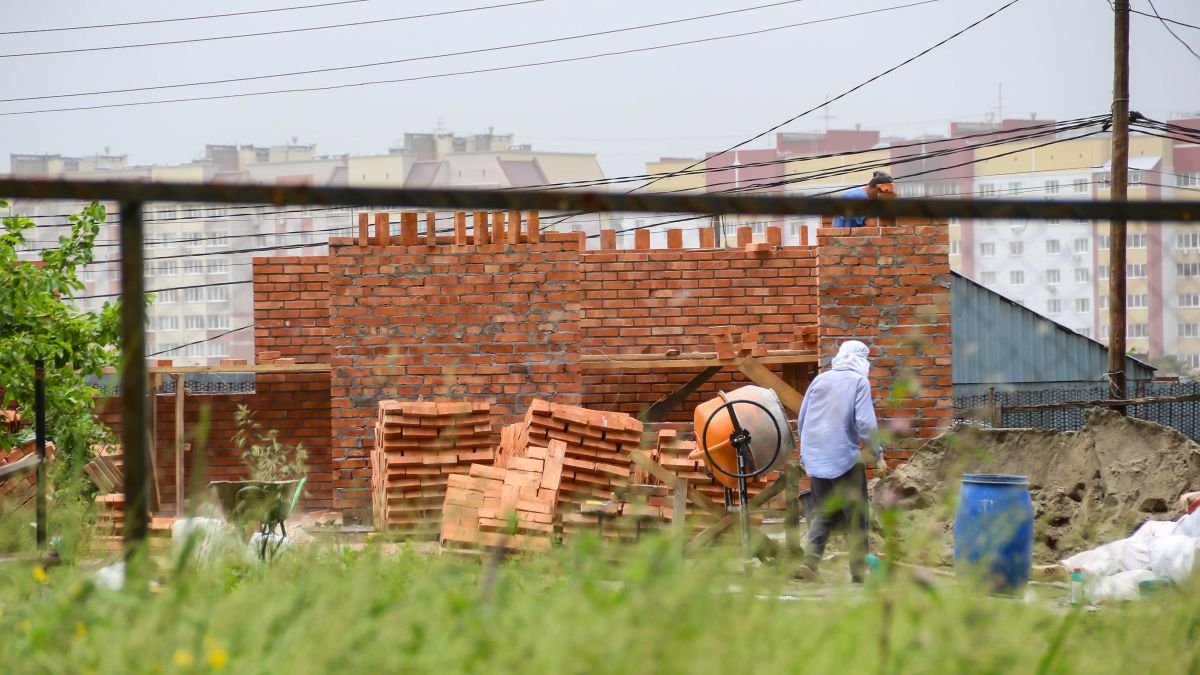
[119,200,151,557]
[34,358,46,549]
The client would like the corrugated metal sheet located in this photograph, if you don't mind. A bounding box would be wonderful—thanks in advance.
[952,272,1155,388]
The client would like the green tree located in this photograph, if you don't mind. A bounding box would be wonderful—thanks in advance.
[1147,354,1196,382]
[0,200,122,479]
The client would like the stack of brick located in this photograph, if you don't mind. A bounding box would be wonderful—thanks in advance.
[371,400,493,537]
[440,440,565,553]
[0,439,52,506]
[499,399,643,515]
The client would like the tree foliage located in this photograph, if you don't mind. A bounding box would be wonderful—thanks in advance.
[0,200,122,477]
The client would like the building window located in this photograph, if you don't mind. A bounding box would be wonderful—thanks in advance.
[154,315,178,331]
[1181,293,1200,308]
[1009,241,1024,257]
[157,289,177,304]
[1179,323,1200,339]
[1128,293,1148,309]
[159,343,179,356]
[981,271,997,285]
[186,343,206,357]
[181,232,202,245]
[1046,269,1061,285]
[1179,232,1200,249]
[950,239,960,255]
[1008,182,1022,195]
[155,261,177,276]
[184,315,205,330]
[184,287,203,302]
[979,184,996,197]
[1127,323,1149,338]
[254,235,270,248]
[1010,270,1025,285]
[1075,268,1091,283]
[1128,263,1148,278]
[183,260,204,275]
[1075,298,1090,313]
[1099,265,1109,280]
[1078,327,1091,338]
[209,342,230,358]
[207,258,229,275]
[207,286,230,302]
[1046,239,1060,255]
[897,183,924,198]
[208,314,230,329]
[1046,299,1062,314]
[1073,178,1089,193]
[1099,235,1110,250]
[1127,233,1147,249]
[1044,180,1060,194]
[980,242,996,257]
[1073,238,1090,254]
[1101,325,1110,339]
[928,182,959,197]
[1178,172,1200,187]
[1099,294,1109,310]
[1179,262,1200,277]
[208,232,230,248]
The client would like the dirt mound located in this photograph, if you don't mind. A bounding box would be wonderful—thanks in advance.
[875,408,1200,564]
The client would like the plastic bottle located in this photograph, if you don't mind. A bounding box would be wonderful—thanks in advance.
[1069,568,1085,605]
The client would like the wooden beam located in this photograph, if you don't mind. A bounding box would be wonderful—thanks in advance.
[672,476,687,558]
[174,373,186,516]
[738,356,805,414]
[578,350,818,371]
[147,373,162,511]
[629,451,725,519]
[685,471,789,555]
[639,366,722,423]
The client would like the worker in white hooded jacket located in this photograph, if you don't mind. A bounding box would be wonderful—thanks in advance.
[793,340,885,583]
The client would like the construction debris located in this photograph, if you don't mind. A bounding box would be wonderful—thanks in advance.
[876,408,1200,565]
[371,400,493,538]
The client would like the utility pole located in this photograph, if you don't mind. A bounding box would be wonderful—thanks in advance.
[1108,0,1130,404]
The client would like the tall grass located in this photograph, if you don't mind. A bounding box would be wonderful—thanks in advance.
[0,526,1197,674]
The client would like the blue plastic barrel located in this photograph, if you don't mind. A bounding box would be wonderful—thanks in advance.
[954,474,1034,594]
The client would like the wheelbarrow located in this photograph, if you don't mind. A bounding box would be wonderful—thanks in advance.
[209,477,306,561]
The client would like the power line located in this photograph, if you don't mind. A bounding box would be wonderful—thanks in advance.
[1,0,812,102]
[0,0,940,116]
[633,0,1024,194]
[0,1,546,59]
[148,325,252,357]
[1145,0,1200,63]
[1130,6,1200,31]
[0,0,384,35]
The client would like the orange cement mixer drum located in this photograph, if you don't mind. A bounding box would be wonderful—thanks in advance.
[691,386,795,489]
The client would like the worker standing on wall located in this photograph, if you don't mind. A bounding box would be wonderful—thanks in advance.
[833,171,896,228]
[793,340,886,583]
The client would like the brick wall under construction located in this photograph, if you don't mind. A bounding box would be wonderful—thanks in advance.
[239,212,953,516]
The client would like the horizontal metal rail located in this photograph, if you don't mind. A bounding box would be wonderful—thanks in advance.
[3,178,1200,222]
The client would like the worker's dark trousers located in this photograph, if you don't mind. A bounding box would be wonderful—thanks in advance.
[805,463,869,578]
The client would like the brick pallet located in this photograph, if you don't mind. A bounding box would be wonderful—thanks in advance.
[371,400,493,538]
[498,399,644,517]
[440,441,565,553]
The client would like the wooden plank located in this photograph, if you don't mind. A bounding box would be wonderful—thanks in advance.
[629,451,725,519]
[738,356,805,415]
[578,351,818,370]
[174,373,186,516]
[148,372,162,511]
[685,471,789,555]
[639,366,722,423]
[672,476,687,557]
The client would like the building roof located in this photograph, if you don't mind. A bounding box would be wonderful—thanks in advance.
[952,272,1155,387]
[404,161,446,188]
[498,159,547,188]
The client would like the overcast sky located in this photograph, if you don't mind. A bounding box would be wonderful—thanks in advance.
[2,0,1198,179]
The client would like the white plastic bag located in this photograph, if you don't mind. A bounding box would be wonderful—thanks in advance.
[1062,540,1124,577]
[94,561,125,591]
[1087,569,1157,604]
[171,516,234,565]
[1149,535,1200,584]
[1117,520,1178,572]
[247,532,292,561]
[1174,510,1200,539]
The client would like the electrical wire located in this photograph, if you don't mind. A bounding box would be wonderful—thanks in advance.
[0,1,546,59]
[632,0,1024,194]
[1,0,813,102]
[1145,0,1200,63]
[0,0,941,116]
[0,0,386,35]
[147,325,252,357]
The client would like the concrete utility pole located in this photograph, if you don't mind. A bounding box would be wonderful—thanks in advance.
[1108,0,1130,404]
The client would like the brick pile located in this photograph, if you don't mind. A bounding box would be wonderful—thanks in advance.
[497,399,643,514]
[0,439,52,507]
[440,440,565,553]
[371,400,493,537]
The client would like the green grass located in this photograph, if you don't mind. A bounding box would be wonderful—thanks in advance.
[1,516,1199,675]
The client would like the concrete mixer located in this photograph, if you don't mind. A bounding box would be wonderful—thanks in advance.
[691,385,796,555]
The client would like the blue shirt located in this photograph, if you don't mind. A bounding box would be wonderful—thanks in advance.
[796,368,881,479]
[832,188,868,228]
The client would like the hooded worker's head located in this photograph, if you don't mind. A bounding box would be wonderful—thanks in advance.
[866,171,896,199]
[831,340,871,379]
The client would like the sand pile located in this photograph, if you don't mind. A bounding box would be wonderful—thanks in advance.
[874,408,1200,564]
